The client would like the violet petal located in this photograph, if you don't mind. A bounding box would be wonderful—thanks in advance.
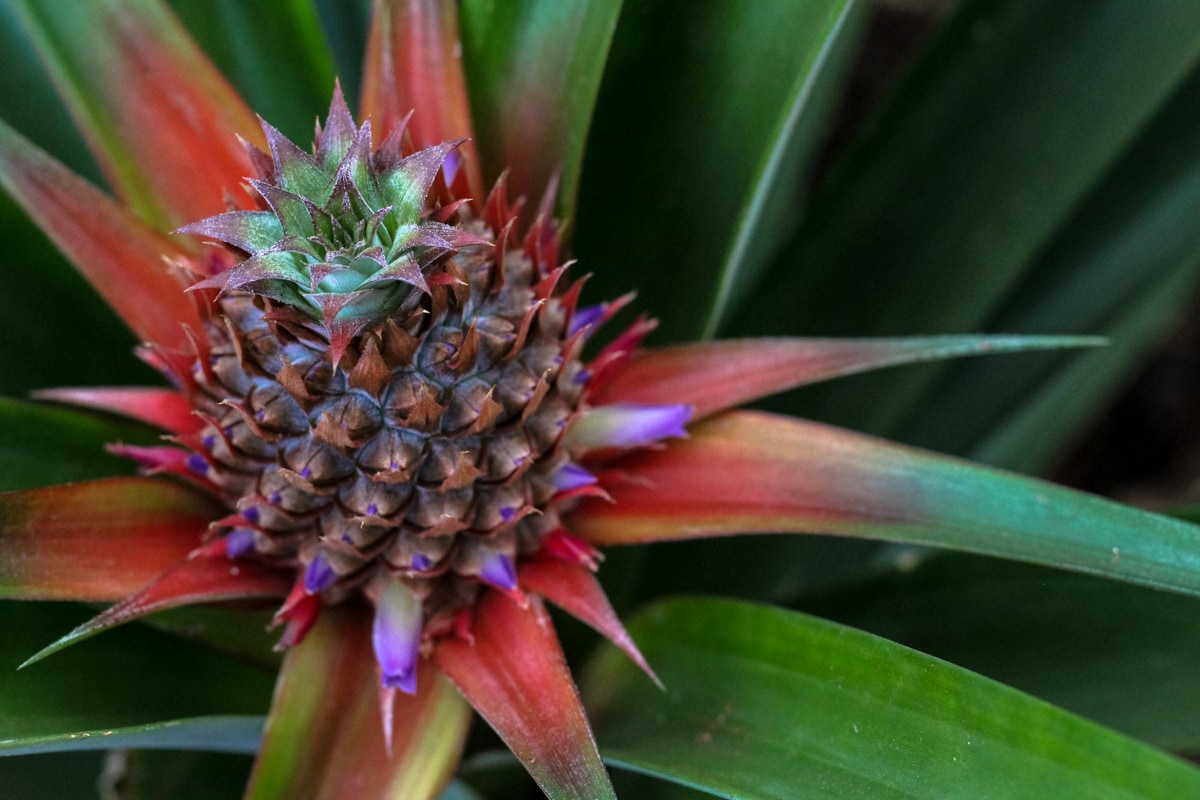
[553,462,598,492]
[225,527,256,559]
[478,551,518,592]
[303,553,337,594]
[569,303,606,336]
[372,579,422,694]
[566,403,693,450]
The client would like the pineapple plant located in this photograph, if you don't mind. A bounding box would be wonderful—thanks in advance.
[3,1,1200,798]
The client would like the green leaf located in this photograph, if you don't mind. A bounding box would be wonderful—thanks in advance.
[0,398,157,491]
[460,0,623,223]
[0,4,140,394]
[583,597,1200,799]
[142,605,281,671]
[169,0,336,143]
[0,601,274,752]
[577,0,867,341]
[736,0,1200,433]
[0,200,149,396]
[809,552,1200,753]
[0,716,263,756]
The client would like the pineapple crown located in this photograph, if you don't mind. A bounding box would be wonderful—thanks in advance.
[182,85,485,363]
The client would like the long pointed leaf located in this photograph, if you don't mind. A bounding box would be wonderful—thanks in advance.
[0,118,201,354]
[33,387,200,434]
[460,0,622,222]
[11,0,263,228]
[245,606,470,800]
[582,597,1200,799]
[0,477,220,601]
[435,591,616,800]
[519,558,658,686]
[0,715,263,756]
[23,552,291,666]
[594,335,1101,421]
[570,411,1200,597]
[896,64,1200,472]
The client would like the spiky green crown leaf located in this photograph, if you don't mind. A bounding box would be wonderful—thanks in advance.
[183,87,485,359]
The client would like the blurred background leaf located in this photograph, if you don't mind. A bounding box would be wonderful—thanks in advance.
[0,399,158,490]
[460,0,624,225]
[733,0,1200,473]
[168,0,337,142]
[576,0,868,342]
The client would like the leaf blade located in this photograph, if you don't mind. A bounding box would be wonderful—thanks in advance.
[583,597,1200,799]
[571,411,1200,597]
[0,476,220,601]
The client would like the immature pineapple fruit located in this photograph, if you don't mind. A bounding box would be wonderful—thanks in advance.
[168,90,627,691]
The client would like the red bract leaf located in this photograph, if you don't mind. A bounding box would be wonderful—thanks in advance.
[22,551,291,668]
[568,411,1200,601]
[0,477,219,602]
[0,121,201,356]
[434,591,616,800]
[33,387,201,433]
[245,607,470,800]
[12,0,263,227]
[570,409,962,545]
[592,336,1106,422]
[520,557,660,688]
[362,0,482,198]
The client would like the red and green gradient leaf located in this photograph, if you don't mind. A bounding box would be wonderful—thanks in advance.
[362,0,483,199]
[435,591,617,800]
[33,387,201,434]
[459,0,622,223]
[571,411,1200,597]
[0,477,220,601]
[10,0,264,228]
[22,551,292,667]
[245,606,470,800]
[594,335,1103,421]
[0,119,201,355]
